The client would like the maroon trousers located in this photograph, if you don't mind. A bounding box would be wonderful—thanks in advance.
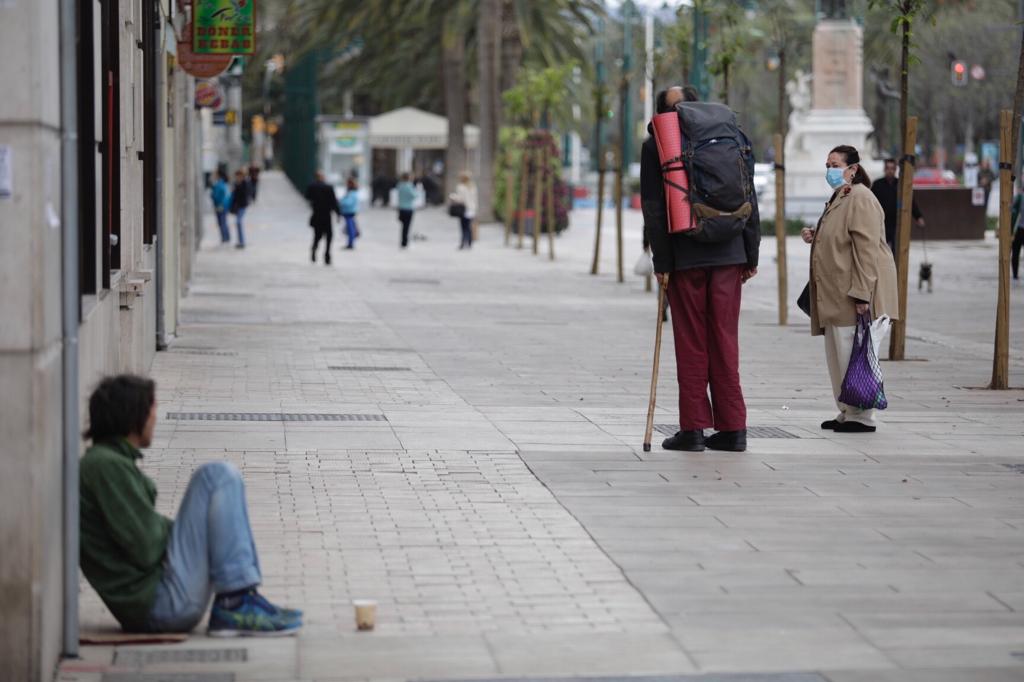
[666,265,746,431]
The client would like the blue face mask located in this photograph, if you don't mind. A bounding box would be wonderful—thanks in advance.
[826,167,846,189]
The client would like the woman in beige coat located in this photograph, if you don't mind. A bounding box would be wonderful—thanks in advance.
[801,145,898,433]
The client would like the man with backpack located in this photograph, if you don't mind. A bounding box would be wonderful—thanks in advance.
[642,86,761,453]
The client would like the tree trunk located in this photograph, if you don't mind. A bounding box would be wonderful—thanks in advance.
[443,14,466,196]
[500,0,521,95]
[1011,18,1024,176]
[476,0,500,222]
[890,10,914,362]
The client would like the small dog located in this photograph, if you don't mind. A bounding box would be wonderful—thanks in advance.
[918,262,933,292]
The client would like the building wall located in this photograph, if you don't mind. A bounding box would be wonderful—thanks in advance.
[0,0,66,677]
[0,0,198,678]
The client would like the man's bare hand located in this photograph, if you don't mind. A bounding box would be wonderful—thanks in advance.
[801,227,815,244]
[855,302,870,316]
[741,267,758,283]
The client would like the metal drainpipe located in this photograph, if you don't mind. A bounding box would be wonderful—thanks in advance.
[154,1,167,350]
[59,0,81,659]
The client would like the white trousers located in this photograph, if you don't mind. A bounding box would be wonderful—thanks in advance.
[824,325,877,427]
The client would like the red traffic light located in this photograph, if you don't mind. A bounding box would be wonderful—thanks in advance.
[951,61,968,86]
[954,62,965,74]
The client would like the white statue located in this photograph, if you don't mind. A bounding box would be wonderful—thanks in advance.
[787,69,813,115]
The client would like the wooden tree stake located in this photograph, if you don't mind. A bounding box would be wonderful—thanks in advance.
[503,168,514,246]
[889,116,918,361]
[532,145,543,255]
[592,163,605,274]
[546,158,556,260]
[774,133,788,326]
[991,109,1013,389]
[614,145,624,283]
[515,141,529,249]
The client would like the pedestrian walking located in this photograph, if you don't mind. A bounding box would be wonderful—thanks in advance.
[396,173,417,248]
[870,158,923,254]
[79,374,302,636]
[801,145,898,433]
[1011,182,1024,281]
[209,170,231,244]
[305,171,340,265]
[229,169,251,249]
[642,86,760,453]
[248,165,261,204]
[339,178,360,249]
[449,171,477,249]
[979,159,996,210]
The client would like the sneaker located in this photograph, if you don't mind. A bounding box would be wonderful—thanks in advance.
[208,591,303,637]
[834,421,876,433]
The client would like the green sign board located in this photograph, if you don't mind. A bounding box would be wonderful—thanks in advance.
[193,0,255,55]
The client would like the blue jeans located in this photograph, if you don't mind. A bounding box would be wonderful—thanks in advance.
[344,214,357,247]
[234,208,247,246]
[459,216,473,248]
[145,462,262,632]
[215,210,230,243]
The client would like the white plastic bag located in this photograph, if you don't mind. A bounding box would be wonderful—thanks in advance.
[633,251,654,277]
[870,315,891,358]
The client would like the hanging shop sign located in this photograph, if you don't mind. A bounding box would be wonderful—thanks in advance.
[193,0,256,55]
[178,23,232,78]
[194,80,225,109]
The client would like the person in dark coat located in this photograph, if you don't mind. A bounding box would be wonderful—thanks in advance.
[305,171,341,264]
[642,86,761,453]
[228,169,251,249]
[870,158,923,255]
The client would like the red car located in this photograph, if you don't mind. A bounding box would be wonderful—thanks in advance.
[913,168,958,187]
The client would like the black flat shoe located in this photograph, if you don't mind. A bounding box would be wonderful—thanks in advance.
[834,421,876,433]
[821,420,841,430]
[706,430,747,452]
[662,430,705,452]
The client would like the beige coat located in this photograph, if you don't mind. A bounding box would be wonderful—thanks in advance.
[809,183,899,336]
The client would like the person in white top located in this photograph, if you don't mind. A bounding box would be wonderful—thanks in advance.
[448,171,478,249]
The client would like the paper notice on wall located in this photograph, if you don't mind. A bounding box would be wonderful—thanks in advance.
[0,145,11,199]
[972,187,985,207]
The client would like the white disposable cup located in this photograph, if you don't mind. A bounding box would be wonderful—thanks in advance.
[353,599,377,631]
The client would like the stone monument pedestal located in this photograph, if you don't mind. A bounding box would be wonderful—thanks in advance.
[784,19,879,222]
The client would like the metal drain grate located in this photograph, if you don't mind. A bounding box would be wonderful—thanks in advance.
[114,648,247,667]
[319,346,413,352]
[389,277,441,285]
[166,412,387,422]
[166,348,238,357]
[423,674,827,682]
[655,424,799,439]
[328,365,411,372]
[101,671,234,675]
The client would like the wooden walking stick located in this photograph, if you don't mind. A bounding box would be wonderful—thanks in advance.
[643,274,670,452]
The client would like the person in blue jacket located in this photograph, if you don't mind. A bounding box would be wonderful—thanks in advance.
[339,178,360,249]
[209,171,231,244]
[396,173,417,248]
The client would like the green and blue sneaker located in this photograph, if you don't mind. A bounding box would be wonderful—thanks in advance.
[208,591,303,637]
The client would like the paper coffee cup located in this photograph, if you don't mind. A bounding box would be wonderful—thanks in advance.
[353,599,377,631]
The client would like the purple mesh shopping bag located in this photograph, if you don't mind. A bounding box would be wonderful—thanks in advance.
[838,313,888,410]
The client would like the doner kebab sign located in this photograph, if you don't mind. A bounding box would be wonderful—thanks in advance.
[193,0,256,55]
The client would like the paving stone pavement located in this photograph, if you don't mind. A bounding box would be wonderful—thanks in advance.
[63,172,1024,682]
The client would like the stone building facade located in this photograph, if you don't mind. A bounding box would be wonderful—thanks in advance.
[0,0,200,677]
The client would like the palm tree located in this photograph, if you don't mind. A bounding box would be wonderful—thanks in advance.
[477,0,502,221]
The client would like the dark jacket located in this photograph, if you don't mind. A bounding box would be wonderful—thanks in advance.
[305,180,341,230]
[641,124,760,273]
[870,176,922,245]
[229,179,251,213]
[80,439,173,631]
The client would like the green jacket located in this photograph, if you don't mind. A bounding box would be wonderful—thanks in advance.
[80,440,172,630]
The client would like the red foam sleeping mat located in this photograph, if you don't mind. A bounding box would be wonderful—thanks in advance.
[651,111,693,234]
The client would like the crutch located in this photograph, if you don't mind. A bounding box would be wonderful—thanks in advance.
[643,273,670,452]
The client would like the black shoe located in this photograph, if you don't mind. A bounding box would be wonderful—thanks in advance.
[834,421,876,433]
[821,420,841,430]
[662,430,705,452]
[324,256,331,265]
[311,251,317,263]
[706,430,747,452]
[235,244,245,249]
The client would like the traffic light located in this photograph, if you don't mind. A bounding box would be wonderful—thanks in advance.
[951,61,968,87]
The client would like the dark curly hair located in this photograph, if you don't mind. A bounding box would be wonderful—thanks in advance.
[829,145,872,187]
[84,374,156,442]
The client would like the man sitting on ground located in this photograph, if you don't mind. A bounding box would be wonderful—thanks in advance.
[80,374,302,636]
